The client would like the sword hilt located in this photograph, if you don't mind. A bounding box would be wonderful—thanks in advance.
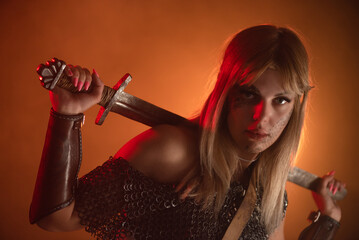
[37,58,131,125]
[37,58,185,126]
[36,58,116,107]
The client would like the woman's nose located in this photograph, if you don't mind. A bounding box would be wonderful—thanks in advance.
[253,101,263,121]
[252,100,271,124]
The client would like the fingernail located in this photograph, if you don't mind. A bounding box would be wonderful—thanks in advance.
[73,77,78,87]
[68,68,73,76]
[333,187,338,195]
[84,81,90,91]
[77,81,84,91]
[93,68,99,78]
[329,183,333,192]
[328,170,335,176]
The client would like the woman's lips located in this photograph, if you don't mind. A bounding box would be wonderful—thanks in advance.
[245,130,269,140]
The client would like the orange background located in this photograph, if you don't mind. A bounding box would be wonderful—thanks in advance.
[0,0,358,239]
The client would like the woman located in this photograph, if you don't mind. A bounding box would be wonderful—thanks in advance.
[30,25,344,239]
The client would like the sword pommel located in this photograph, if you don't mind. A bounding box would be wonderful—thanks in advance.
[37,58,67,91]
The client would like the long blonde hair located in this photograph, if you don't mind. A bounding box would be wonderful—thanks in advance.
[193,25,312,233]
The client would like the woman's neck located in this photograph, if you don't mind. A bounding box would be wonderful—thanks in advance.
[232,154,258,183]
[238,153,259,168]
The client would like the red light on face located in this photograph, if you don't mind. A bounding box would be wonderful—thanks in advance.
[253,101,263,121]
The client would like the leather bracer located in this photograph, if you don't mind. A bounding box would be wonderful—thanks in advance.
[29,108,84,224]
[298,211,340,240]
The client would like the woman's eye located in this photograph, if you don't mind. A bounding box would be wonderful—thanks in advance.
[275,97,291,105]
[240,91,255,99]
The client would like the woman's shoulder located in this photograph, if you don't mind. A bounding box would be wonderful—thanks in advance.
[114,124,200,184]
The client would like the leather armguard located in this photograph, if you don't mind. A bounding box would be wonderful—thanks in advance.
[29,108,84,224]
[298,211,340,240]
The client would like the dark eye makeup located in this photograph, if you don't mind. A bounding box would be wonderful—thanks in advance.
[274,96,291,105]
[239,89,257,99]
[230,84,292,105]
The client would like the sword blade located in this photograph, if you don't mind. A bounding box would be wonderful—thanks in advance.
[112,92,189,127]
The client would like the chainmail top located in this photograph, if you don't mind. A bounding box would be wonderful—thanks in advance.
[75,157,288,240]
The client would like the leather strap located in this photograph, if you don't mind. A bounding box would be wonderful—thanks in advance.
[29,108,84,224]
[222,179,257,240]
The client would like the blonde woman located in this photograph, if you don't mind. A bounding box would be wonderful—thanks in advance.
[30,25,345,239]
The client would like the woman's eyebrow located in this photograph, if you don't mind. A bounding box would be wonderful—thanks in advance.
[230,84,260,97]
[239,85,260,94]
[274,91,291,97]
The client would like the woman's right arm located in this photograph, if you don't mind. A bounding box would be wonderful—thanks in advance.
[30,65,104,231]
[30,65,197,232]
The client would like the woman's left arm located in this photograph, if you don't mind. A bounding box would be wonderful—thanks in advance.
[269,171,345,240]
[298,171,345,240]
[311,171,344,222]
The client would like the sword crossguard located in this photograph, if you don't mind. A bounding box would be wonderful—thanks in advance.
[95,74,132,125]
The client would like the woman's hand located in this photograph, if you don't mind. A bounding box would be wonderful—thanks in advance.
[311,171,345,222]
[50,65,104,115]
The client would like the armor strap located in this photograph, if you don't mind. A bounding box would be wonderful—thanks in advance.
[29,108,84,224]
[222,178,257,240]
[298,211,340,240]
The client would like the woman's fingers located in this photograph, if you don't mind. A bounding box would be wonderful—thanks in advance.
[92,69,102,87]
[338,182,346,192]
[332,179,344,195]
[83,68,92,91]
[90,69,104,103]
[66,65,79,88]
[66,65,94,92]
[68,65,86,91]
[51,64,104,114]
[321,171,346,196]
[311,170,343,222]
[321,171,347,197]
[75,66,86,91]
[319,171,335,194]
[65,66,74,78]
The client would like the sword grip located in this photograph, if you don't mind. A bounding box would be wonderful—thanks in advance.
[55,74,115,107]
[37,58,115,107]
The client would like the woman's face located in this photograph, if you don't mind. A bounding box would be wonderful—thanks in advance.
[227,69,296,158]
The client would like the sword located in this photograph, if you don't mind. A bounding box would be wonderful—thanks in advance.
[37,58,347,201]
